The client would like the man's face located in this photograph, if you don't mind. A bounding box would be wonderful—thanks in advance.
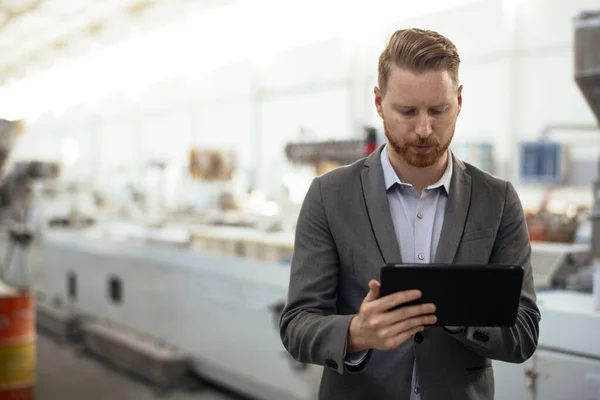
[375,66,462,168]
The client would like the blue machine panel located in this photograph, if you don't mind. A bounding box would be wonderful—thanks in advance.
[519,141,565,184]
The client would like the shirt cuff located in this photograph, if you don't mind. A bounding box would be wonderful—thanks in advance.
[344,350,369,366]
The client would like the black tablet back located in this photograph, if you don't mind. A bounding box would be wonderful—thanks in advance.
[379,264,524,327]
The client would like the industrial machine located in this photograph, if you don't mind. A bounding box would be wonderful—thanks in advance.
[493,9,600,400]
[4,129,319,399]
[285,126,379,175]
[30,227,317,399]
[0,119,60,289]
[530,241,591,290]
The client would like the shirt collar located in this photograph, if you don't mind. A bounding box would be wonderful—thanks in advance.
[380,143,452,195]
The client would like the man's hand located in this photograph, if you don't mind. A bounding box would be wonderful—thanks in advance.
[347,280,437,353]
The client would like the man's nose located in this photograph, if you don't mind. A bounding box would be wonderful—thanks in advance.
[415,114,433,138]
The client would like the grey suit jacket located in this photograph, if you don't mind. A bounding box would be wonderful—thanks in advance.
[279,145,541,400]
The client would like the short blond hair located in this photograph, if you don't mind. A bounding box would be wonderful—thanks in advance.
[378,28,460,95]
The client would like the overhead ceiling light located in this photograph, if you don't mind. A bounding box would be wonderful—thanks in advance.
[53,39,68,51]
[128,0,156,17]
[86,22,104,37]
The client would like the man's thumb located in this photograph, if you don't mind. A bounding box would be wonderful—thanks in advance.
[364,280,380,301]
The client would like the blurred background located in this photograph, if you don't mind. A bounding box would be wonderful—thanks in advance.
[0,0,598,399]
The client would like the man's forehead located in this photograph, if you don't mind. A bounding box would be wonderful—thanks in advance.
[385,67,456,103]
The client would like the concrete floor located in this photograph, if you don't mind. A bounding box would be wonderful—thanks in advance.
[35,333,250,400]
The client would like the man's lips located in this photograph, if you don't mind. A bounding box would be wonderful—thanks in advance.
[412,145,432,153]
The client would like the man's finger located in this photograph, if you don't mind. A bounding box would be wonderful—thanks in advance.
[364,280,381,302]
[371,289,422,313]
[388,314,437,337]
[385,303,436,325]
[375,303,436,327]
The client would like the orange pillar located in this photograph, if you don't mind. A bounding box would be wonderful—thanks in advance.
[0,288,35,400]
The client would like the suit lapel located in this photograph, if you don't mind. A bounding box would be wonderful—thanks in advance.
[361,147,402,264]
[434,153,472,264]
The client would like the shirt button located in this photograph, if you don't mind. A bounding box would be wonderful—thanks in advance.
[418,254,425,260]
[414,386,420,394]
[417,212,423,219]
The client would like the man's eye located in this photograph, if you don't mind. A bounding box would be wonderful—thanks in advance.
[429,109,444,115]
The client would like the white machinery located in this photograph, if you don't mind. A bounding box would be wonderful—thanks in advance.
[0,120,318,399]
[494,291,600,400]
[26,226,318,400]
[493,8,600,400]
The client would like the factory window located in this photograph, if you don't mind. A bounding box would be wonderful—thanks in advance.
[109,276,123,304]
[68,272,77,301]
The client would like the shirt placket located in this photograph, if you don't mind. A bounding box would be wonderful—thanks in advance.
[414,190,431,264]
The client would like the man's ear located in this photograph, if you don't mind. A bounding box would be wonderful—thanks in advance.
[457,84,463,115]
[374,86,384,119]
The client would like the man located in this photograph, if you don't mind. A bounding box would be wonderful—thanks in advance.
[279,28,540,400]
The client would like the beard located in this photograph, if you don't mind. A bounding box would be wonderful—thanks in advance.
[383,119,454,168]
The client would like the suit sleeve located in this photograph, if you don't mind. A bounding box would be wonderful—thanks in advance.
[279,177,359,375]
[448,181,541,363]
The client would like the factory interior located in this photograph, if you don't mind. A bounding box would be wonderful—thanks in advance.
[0,0,599,399]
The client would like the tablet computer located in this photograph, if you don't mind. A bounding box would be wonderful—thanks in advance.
[379,264,524,327]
